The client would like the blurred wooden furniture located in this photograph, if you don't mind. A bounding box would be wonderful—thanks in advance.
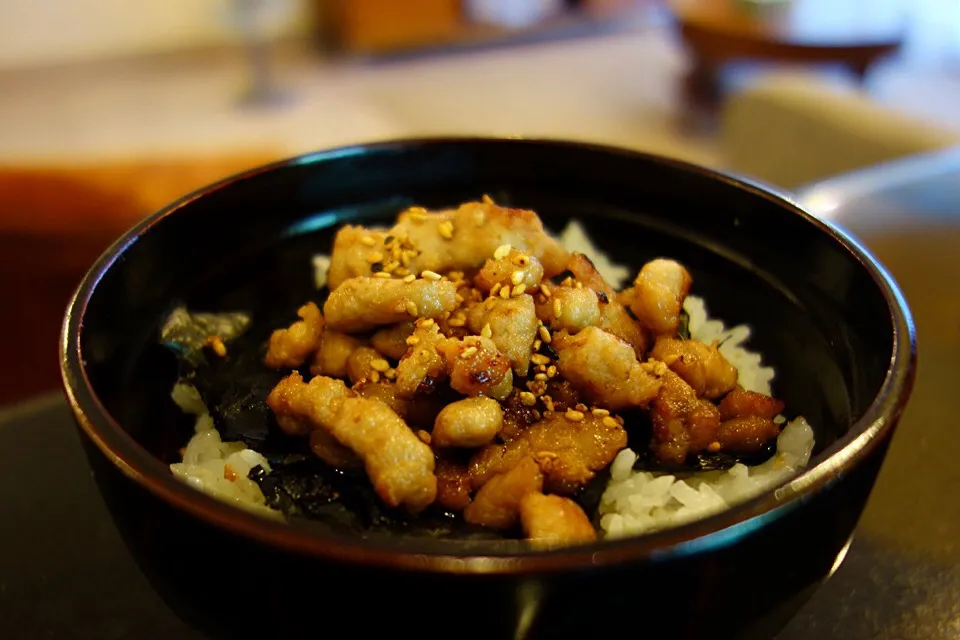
[719,71,960,189]
[321,0,649,54]
[669,0,903,114]
[328,0,462,53]
[0,152,280,406]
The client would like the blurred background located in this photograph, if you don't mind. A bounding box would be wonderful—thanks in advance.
[1,0,959,405]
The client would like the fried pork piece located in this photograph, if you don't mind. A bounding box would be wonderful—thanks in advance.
[540,380,581,415]
[498,390,541,443]
[270,373,362,469]
[566,253,648,356]
[716,416,781,454]
[469,411,627,495]
[395,320,449,398]
[371,322,415,360]
[435,457,473,512]
[519,493,597,545]
[394,321,513,400]
[345,346,382,385]
[535,285,601,333]
[552,327,663,411]
[432,397,503,448]
[628,258,692,336]
[464,456,543,529]
[466,295,539,377]
[309,429,361,469]
[651,336,738,399]
[323,277,458,333]
[650,371,721,466]
[266,372,437,513]
[326,201,569,290]
[353,379,445,429]
[325,226,391,293]
[718,387,785,420]
[264,302,324,369]
[441,335,514,400]
[473,248,545,293]
[310,331,365,378]
[715,387,785,453]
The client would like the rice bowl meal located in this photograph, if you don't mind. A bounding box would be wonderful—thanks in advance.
[163,198,814,547]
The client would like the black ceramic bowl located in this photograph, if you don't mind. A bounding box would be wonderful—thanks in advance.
[61,138,915,639]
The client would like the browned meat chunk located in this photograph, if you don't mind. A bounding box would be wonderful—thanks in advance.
[469,411,627,495]
[714,387,785,454]
[309,429,361,469]
[264,302,324,369]
[464,456,543,529]
[441,335,514,400]
[473,248,545,293]
[266,372,437,513]
[394,322,514,400]
[535,285,601,334]
[345,346,383,385]
[326,200,568,290]
[629,258,692,335]
[566,253,649,356]
[651,337,738,399]
[716,416,781,454]
[395,320,449,398]
[552,327,663,411]
[370,322,415,360]
[310,331,365,378]
[325,225,391,293]
[323,277,458,333]
[650,371,721,465]
[718,387,785,420]
[519,493,597,545]
[435,458,473,512]
[467,295,539,377]
[352,379,443,430]
[432,397,504,448]
[498,390,541,443]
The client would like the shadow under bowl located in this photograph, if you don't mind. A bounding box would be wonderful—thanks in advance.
[60,138,915,639]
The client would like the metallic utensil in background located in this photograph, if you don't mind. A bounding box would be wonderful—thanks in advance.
[227,0,298,108]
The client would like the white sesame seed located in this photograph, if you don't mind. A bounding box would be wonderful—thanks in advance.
[538,325,551,343]
[437,220,454,240]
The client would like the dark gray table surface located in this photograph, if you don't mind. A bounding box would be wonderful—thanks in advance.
[4,150,960,639]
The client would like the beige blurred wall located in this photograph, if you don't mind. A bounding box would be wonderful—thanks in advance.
[0,0,316,70]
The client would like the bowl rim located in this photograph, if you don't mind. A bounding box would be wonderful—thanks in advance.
[60,136,917,574]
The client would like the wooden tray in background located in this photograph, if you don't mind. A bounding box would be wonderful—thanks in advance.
[0,152,281,405]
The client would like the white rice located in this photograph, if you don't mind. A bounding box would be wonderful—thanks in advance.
[312,254,331,290]
[169,383,282,520]
[554,221,816,539]
[558,219,632,289]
